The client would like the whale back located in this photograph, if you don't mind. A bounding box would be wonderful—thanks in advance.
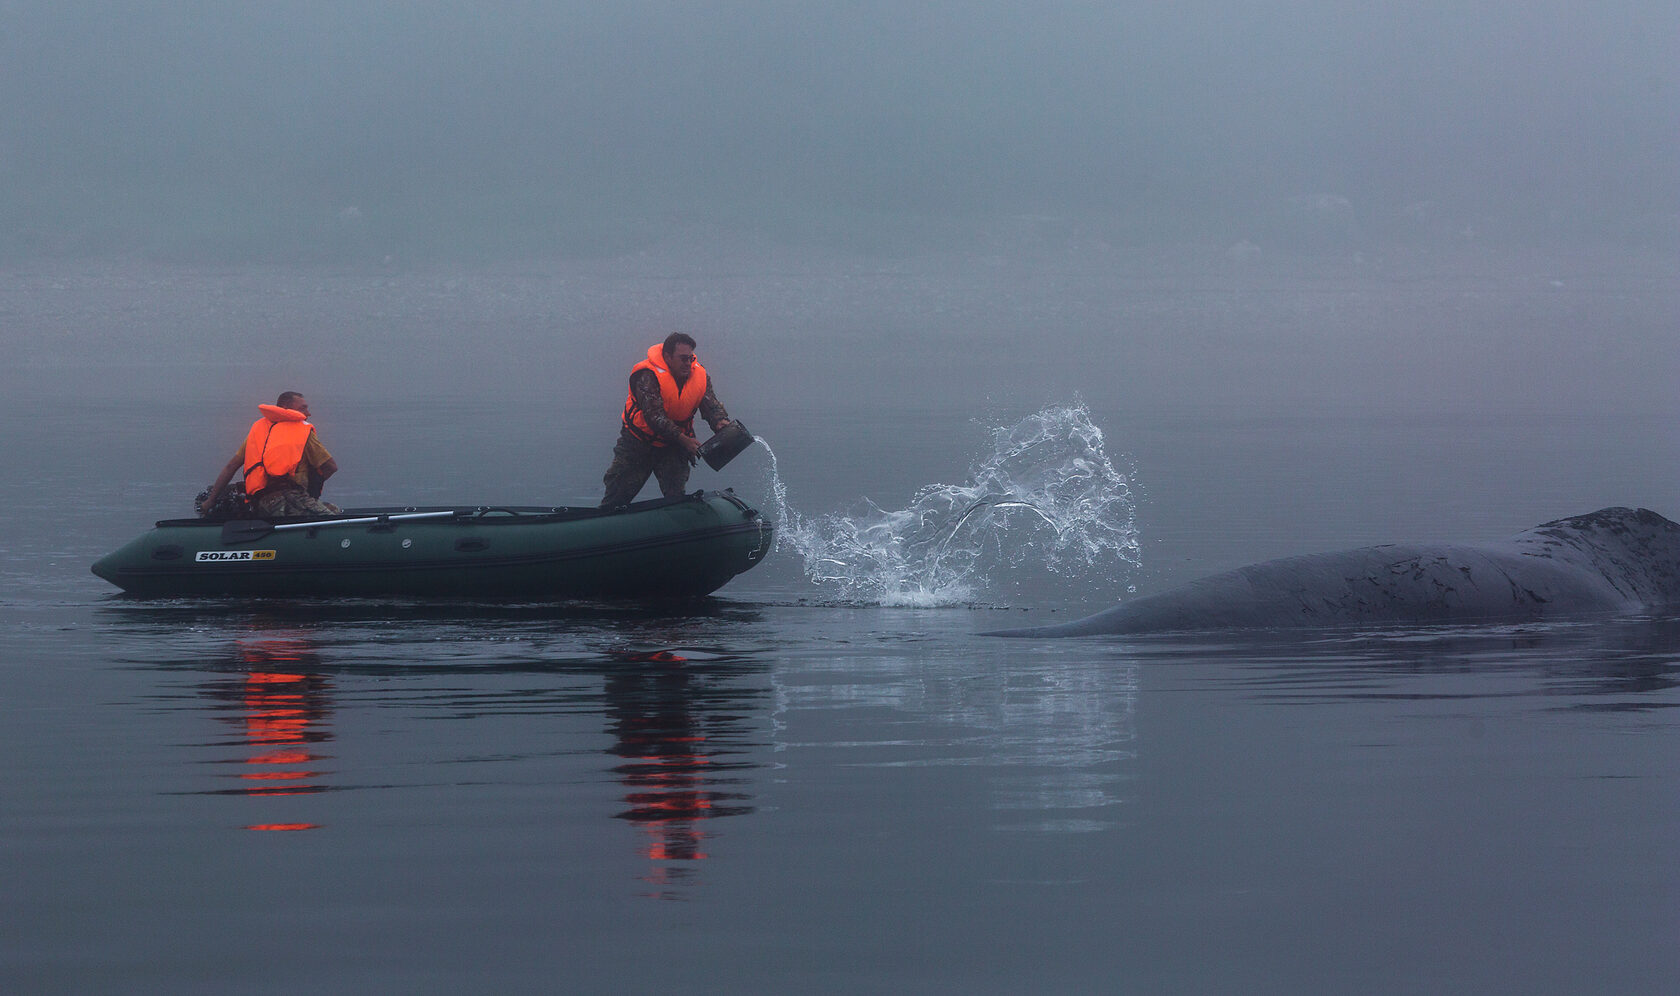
[1506,507,1680,609]
[989,507,1680,637]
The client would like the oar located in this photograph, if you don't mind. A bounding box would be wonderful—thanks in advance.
[220,510,459,544]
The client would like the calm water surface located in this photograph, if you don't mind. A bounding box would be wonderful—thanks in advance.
[4,261,1678,992]
[8,597,1677,993]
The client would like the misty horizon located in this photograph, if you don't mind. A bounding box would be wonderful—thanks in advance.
[3,2,1676,262]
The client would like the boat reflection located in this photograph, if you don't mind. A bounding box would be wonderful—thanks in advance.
[109,601,771,894]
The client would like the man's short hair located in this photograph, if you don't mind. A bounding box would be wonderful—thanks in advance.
[662,332,697,357]
[277,391,304,409]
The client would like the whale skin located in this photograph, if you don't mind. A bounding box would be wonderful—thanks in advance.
[988,507,1680,637]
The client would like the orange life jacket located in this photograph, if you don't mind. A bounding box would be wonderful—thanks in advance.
[622,344,708,446]
[242,405,314,495]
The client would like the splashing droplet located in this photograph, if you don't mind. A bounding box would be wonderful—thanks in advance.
[757,403,1141,605]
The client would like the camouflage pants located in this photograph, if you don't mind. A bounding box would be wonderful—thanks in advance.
[600,429,693,508]
[254,484,341,518]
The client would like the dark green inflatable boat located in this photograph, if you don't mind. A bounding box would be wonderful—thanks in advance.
[92,490,773,599]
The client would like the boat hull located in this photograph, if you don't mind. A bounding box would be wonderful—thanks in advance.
[92,491,773,599]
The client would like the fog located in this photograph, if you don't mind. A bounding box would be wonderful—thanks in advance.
[1,3,1676,421]
[4,2,1676,259]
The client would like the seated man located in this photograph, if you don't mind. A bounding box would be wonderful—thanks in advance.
[201,392,341,518]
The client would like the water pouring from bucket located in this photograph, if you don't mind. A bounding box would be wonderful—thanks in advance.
[746,404,1143,606]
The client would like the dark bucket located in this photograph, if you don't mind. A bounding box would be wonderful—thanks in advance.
[699,421,755,471]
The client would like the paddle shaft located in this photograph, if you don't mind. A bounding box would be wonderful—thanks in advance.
[222,509,460,543]
[266,510,459,533]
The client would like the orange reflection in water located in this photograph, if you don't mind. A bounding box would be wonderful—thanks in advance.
[222,638,333,831]
[621,749,714,862]
[605,653,754,896]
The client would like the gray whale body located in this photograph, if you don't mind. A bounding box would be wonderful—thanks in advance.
[989,507,1680,637]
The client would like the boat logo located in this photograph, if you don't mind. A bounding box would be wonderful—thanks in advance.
[196,550,277,563]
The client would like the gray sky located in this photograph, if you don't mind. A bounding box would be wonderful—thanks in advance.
[3,1,1675,259]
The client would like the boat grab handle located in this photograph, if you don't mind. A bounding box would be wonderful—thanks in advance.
[274,510,459,532]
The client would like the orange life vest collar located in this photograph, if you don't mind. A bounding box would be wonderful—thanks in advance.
[257,404,307,423]
[243,406,314,495]
[622,344,708,446]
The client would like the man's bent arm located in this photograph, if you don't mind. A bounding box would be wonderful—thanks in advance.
[698,382,731,433]
[202,453,243,515]
[629,370,688,444]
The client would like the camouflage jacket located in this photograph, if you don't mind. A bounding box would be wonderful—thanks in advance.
[625,369,730,443]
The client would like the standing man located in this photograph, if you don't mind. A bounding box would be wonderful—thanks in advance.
[601,332,732,508]
[201,392,342,518]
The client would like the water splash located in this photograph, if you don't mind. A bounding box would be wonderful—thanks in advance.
[758,404,1141,606]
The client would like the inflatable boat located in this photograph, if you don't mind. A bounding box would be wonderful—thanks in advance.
[92,490,773,599]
